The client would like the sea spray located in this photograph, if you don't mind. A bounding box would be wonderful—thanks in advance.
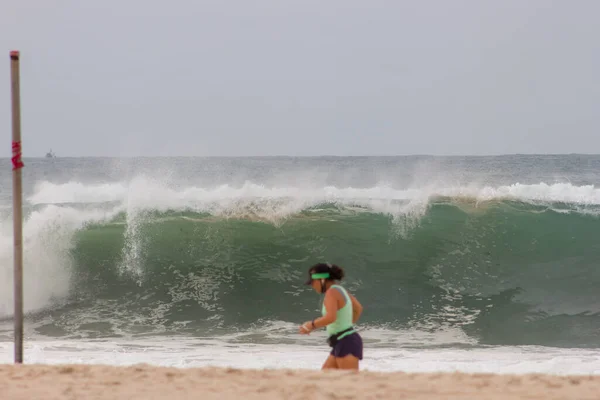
[0,178,599,347]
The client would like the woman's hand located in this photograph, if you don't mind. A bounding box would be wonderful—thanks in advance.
[299,320,314,335]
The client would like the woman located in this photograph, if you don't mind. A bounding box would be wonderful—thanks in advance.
[299,262,364,370]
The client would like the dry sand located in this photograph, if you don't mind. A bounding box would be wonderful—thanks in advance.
[1,363,599,400]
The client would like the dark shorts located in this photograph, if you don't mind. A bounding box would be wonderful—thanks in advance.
[330,332,363,360]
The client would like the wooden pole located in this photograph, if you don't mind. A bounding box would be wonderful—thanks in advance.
[10,50,24,364]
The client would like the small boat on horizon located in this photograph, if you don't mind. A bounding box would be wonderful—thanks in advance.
[45,149,56,158]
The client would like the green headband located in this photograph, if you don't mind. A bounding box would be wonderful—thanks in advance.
[311,272,330,279]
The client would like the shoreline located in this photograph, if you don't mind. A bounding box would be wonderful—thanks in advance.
[2,363,599,399]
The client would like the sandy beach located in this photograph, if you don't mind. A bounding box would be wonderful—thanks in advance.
[1,364,599,400]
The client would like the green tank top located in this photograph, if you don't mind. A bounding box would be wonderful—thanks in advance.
[322,284,355,339]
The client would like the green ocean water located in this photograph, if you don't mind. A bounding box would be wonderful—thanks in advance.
[1,155,600,348]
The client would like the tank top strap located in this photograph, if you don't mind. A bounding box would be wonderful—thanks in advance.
[330,284,350,304]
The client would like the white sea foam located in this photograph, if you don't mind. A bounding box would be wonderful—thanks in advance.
[27,178,600,210]
[0,336,598,376]
[1,177,599,316]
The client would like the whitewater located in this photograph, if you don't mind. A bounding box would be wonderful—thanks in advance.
[1,155,600,374]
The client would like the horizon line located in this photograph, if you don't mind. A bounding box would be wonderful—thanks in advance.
[5,152,600,159]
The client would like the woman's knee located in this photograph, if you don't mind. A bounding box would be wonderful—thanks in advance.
[322,354,338,370]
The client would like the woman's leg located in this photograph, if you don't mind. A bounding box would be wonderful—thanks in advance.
[331,333,362,371]
[335,354,360,371]
[321,354,338,370]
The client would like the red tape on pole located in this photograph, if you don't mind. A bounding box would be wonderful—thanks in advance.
[12,141,24,170]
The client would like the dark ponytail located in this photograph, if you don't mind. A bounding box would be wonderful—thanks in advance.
[329,264,345,281]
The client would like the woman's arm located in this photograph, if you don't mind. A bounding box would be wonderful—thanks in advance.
[313,290,338,328]
[349,293,363,324]
[299,290,339,334]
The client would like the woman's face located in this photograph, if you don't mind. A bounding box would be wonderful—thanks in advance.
[310,277,322,293]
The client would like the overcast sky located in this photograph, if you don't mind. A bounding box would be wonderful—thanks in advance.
[1,0,599,157]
